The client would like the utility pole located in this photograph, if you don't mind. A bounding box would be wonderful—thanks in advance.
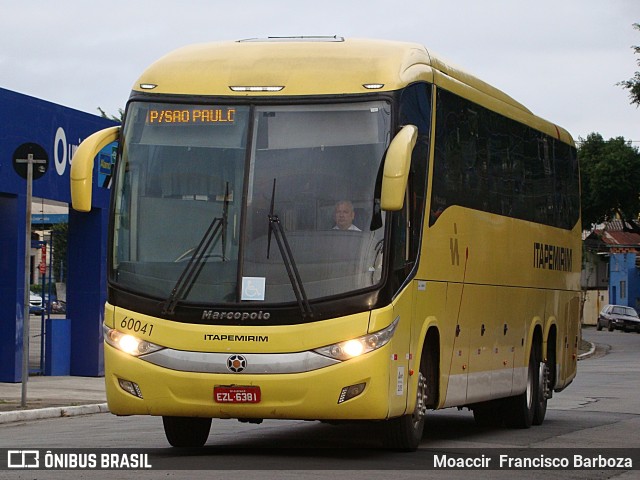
[14,145,49,407]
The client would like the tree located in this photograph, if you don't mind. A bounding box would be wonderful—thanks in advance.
[97,107,124,123]
[51,222,68,282]
[618,23,640,107]
[579,133,640,229]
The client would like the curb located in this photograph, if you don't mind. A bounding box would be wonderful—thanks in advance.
[577,341,596,361]
[0,403,109,424]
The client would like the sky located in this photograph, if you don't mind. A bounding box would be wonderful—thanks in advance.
[0,0,638,144]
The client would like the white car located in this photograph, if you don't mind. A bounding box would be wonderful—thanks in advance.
[29,291,43,314]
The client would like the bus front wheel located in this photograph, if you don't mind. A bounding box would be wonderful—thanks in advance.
[162,416,212,447]
[384,352,431,451]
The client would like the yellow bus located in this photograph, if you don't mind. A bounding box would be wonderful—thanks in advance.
[71,37,580,451]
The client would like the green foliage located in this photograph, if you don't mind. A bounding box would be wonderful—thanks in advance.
[97,107,124,123]
[579,133,640,227]
[618,23,640,107]
[51,222,68,281]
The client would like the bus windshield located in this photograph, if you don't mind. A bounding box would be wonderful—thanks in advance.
[112,101,390,307]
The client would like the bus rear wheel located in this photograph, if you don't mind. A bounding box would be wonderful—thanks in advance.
[162,416,212,447]
[504,347,539,429]
[533,337,553,426]
[532,361,549,425]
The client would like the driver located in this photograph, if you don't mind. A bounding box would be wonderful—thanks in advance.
[333,200,361,231]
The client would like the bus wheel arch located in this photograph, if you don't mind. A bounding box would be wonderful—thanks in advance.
[421,327,440,409]
[384,326,439,451]
[546,325,558,393]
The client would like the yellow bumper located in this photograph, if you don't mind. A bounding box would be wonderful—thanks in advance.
[104,342,395,420]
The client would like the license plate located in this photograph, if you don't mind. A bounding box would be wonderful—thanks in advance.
[214,386,261,404]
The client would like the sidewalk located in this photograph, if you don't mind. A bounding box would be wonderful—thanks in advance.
[0,375,108,424]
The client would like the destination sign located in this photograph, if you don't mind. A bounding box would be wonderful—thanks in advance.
[146,107,236,125]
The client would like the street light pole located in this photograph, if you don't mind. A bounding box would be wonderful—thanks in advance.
[20,154,34,407]
[15,151,47,407]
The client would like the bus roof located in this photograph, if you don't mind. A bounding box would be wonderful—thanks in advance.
[133,37,573,145]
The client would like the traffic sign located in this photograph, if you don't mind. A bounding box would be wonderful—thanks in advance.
[13,143,49,180]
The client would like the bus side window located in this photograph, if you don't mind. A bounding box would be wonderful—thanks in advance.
[399,82,432,261]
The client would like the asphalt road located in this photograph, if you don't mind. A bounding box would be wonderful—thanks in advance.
[2,327,639,479]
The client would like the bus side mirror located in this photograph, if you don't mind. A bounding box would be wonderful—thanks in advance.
[70,126,120,212]
[380,124,417,211]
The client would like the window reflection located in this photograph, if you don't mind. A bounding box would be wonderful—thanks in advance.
[112,101,391,305]
[243,103,390,303]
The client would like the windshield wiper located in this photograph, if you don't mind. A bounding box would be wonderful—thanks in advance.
[267,179,314,319]
[162,183,230,315]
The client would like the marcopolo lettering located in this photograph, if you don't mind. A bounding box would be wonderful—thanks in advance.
[202,310,270,321]
[533,242,573,272]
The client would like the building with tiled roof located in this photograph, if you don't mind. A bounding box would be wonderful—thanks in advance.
[582,220,640,324]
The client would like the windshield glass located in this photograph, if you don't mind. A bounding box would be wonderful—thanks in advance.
[612,306,638,317]
[113,101,390,306]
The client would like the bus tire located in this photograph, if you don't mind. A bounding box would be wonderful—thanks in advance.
[162,416,212,447]
[504,348,538,429]
[384,350,430,451]
[532,361,548,426]
[533,336,553,426]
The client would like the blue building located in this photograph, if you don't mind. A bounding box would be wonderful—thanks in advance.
[0,87,117,382]
[589,220,640,311]
[609,253,640,310]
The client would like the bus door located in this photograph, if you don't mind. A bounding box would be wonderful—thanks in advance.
[443,282,470,407]
[464,284,494,404]
[491,287,518,398]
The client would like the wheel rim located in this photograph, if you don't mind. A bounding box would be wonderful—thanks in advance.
[526,361,534,409]
[539,362,549,400]
[413,371,428,428]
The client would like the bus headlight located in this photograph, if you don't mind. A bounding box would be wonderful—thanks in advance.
[103,326,164,357]
[314,317,399,361]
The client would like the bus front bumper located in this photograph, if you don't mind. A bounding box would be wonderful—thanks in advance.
[104,342,399,421]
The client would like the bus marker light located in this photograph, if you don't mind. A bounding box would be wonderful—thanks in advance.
[229,86,284,92]
[139,83,157,90]
[338,383,366,404]
[363,84,384,89]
